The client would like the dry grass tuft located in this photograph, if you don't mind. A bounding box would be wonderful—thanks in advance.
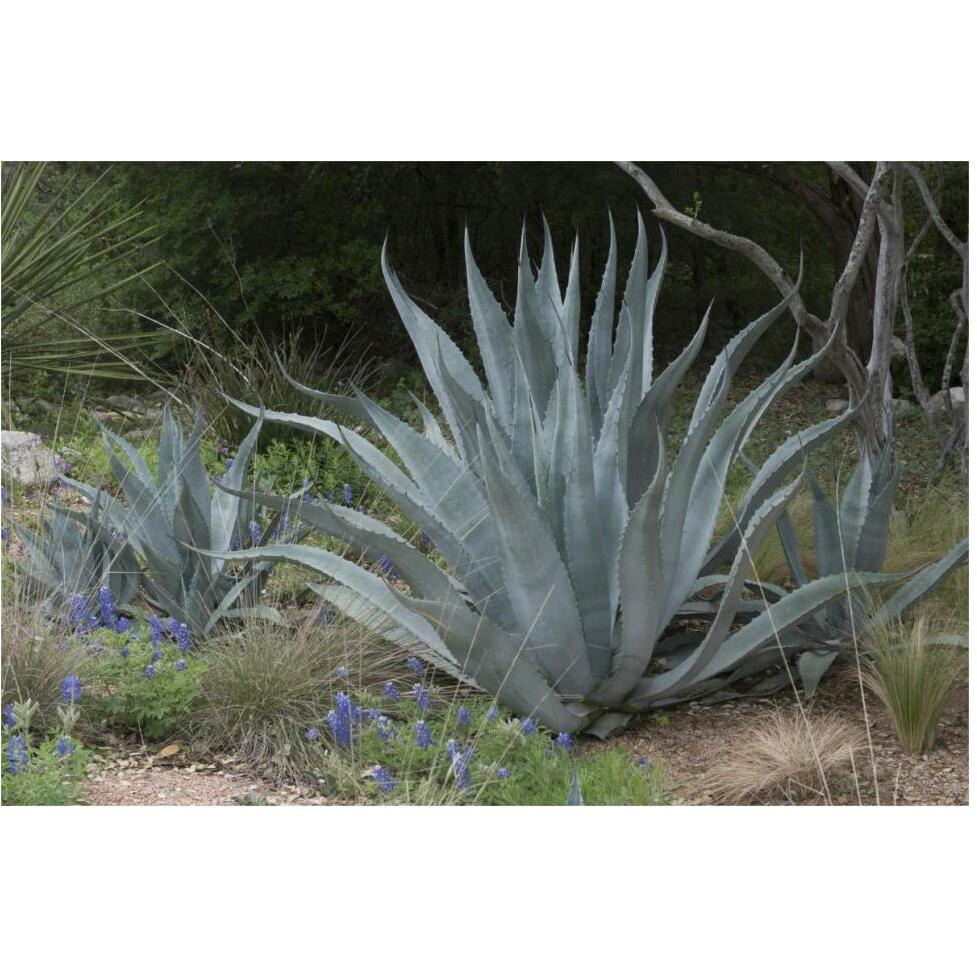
[704,710,865,804]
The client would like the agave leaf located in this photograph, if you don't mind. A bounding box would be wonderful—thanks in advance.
[585,212,618,429]
[392,591,591,732]
[881,538,969,622]
[210,415,263,569]
[514,224,557,413]
[853,453,899,573]
[798,650,839,699]
[592,424,668,705]
[640,226,668,394]
[566,767,585,805]
[536,215,567,362]
[272,351,373,423]
[407,392,454,456]
[647,476,803,701]
[626,305,710,504]
[563,234,582,368]
[838,445,874,566]
[464,227,515,434]
[476,428,594,697]
[705,408,859,571]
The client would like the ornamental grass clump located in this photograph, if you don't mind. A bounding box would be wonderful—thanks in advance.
[703,710,865,805]
[862,612,965,755]
[190,617,407,779]
[206,214,963,734]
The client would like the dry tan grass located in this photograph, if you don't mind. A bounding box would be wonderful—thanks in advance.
[703,710,866,804]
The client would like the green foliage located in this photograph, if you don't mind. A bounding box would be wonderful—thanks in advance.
[216,215,897,733]
[863,613,965,755]
[1,161,166,381]
[310,694,665,805]
[1,731,89,805]
[80,628,203,741]
[1,698,89,806]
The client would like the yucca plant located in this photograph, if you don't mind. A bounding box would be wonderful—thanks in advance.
[206,216,910,734]
[60,406,299,635]
[760,441,968,695]
[8,491,141,614]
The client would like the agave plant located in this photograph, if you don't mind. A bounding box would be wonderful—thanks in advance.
[755,441,968,695]
[61,407,298,635]
[9,491,141,613]
[207,216,909,734]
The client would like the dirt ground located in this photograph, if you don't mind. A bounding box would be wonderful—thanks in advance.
[81,676,968,806]
[610,677,969,806]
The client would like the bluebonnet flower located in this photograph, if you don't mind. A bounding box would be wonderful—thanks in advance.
[248,520,262,545]
[98,587,117,630]
[7,735,29,774]
[305,727,320,741]
[457,706,471,727]
[231,534,242,551]
[116,615,131,634]
[335,665,349,680]
[67,594,97,634]
[414,720,433,749]
[368,708,382,722]
[382,681,400,701]
[175,660,188,672]
[375,716,395,742]
[486,704,500,721]
[342,483,354,506]
[224,457,234,472]
[406,655,424,675]
[150,649,163,664]
[376,554,399,580]
[636,756,652,769]
[0,526,8,547]
[3,703,14,728]
[520,716,537,735]
[371,765,397,794]
[317,606,335,624]
[272,514,292,540]
[216,437,230,456]
[176,622,192,652]
[0,484,8,503]
[496,767,511,779]
[556,732,573,754]
[412,683,432,713]
[301,479,314,503]
[326,692,357,748]
[61,675,82,704]
[448,742,474,789]
[56,736,75,758]
[149,615,164,646]
[167,617,178,632]
[144,665,155,678]
[119,646,129,658]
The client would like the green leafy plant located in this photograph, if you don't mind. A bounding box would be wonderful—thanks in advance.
[862,612,965,755]
[211,215,915,734]
[1,161,169,381]
[61,406,301,635]
[81,628,204,742]
[1,699,89,806]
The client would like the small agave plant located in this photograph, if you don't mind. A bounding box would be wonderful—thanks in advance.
[11,491,141,612]
[208,215,939,734]
[755,440,968,695]
[61,407,297,635]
